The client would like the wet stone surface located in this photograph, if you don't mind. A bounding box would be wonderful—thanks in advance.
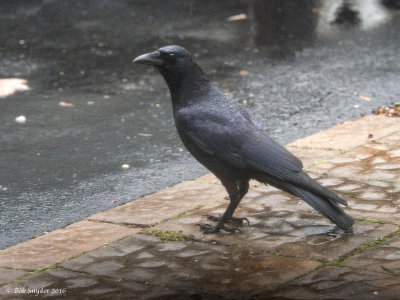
[0,221,137,270]
[89,180,227,225]
[286,146,342,168]
[289,116,400,152]
[267,266,400,300]
[285,173,400,224]
[30,234,322,299]
[0,268,170,300]
[376,131,400,147]
[342,234,400,275]
[154,176,398,260]
[310,142,400,183]
[0,268,26,287]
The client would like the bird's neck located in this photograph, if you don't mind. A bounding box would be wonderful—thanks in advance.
[158,64,212,107]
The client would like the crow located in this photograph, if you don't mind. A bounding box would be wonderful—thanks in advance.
[133,45,354,234]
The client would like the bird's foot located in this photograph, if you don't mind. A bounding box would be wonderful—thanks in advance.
[204,214,250,225]
[196,223,241,234]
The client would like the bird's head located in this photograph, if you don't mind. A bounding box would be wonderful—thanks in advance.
[133,45,194,71]
[133,45,208,96]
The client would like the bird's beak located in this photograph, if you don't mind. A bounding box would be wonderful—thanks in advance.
[133,50,163,66]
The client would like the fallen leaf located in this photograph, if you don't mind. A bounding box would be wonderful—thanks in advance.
[227,13,247,21]
[373,105,400,117]
[59,101,75,107]
[240,70,249,76]
[358,95,371,101]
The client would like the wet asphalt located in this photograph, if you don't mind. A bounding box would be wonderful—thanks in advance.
[0,0,399,249]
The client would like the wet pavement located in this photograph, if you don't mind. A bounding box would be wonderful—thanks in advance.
[1,1,400,249]
[0,114,399,299]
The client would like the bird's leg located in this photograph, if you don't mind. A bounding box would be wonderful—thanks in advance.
[235,180,250,223]
[238,180,249,198]
[197,180,249,234]
[198,199,241,233]
[204,180,250,225]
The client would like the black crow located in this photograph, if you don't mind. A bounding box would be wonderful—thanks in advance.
[133,45,354,234]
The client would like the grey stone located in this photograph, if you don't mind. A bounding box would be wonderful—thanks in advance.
[268,266,400,300]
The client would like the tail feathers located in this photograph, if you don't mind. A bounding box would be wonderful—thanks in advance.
[293,172,348,207]
[288,184,354,230]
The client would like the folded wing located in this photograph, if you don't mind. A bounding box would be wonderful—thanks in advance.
[182,113,347,207]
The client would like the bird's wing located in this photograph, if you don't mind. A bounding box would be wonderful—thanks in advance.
[180,111,303,178]
[242,130,304,178]
[179,110,347,206]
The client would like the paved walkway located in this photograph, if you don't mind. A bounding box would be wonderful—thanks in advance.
[1,115,399,299]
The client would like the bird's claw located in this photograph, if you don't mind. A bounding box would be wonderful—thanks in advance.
[196,223,219,234]
[196,223,241,234]
[204,214,250,225]
[203,214,220,222]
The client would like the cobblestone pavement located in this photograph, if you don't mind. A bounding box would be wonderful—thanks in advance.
[1,115,399,299]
